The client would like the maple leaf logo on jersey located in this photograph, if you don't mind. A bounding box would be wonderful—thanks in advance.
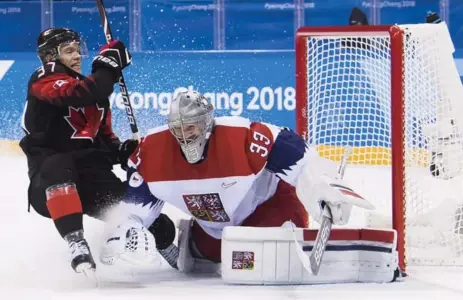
[64,104,105,141]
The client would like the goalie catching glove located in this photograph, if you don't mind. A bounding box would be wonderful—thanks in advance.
[296,152,374,225]
[100,215,158,266]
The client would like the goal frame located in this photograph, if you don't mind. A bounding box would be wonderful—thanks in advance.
[295,25,407,271]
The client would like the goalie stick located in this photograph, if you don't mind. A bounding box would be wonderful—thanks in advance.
[95,0,140,141]
[292,146,352,275]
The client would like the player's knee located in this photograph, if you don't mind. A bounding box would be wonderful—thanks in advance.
[29,199,51,218]
[28,177,51,218]
[293,197,309,226]
[272,197,309,228]
[40,153,77,186]
[290,208,309,228]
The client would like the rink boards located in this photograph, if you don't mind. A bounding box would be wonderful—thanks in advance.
[1,139,429,167]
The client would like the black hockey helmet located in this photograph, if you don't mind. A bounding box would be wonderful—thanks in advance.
[37,27,87,63]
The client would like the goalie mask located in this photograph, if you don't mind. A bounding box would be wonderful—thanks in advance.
[168,91,214,164]
[37,28,88,66]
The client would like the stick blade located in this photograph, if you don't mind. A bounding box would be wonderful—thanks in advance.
[308,213,333,275]
[290,223,313,275]
[76,262,99,287]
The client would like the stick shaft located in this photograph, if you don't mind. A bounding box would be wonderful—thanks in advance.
[309,146,352,275]
[95,0,139,141]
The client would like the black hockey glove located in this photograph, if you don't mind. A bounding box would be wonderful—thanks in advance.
[118,139,139,170]
[91,40,132,80]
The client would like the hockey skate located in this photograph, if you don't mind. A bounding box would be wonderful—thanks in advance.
[65,230,96,277]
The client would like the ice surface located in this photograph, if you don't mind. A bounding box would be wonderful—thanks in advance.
[1,154,462,299]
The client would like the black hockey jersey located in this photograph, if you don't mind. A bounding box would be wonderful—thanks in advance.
[20,61,121,178]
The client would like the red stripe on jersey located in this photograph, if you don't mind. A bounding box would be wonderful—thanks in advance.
[32,73,79,103]
[339,188,364,199]
[31,73,98,107]
[303,228,395,243]
[138,125,255,182]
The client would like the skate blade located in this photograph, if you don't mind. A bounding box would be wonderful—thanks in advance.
[76,263,98,286]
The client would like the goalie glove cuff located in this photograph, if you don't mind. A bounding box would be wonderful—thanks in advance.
[297,168,373,226]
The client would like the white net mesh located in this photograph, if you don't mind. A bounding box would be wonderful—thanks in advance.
[300,23,463,266]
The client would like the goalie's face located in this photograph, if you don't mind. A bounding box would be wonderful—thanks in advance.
[168,117,211,164]
[58,42,83,73]
[168,90,214,164]
[170,123,202,144]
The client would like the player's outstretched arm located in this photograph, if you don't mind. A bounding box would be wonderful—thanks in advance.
[295,146,374,226]
[30,67,116,107]
[31,40,131,108]
[248,123,374,226]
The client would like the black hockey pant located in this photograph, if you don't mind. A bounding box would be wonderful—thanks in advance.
[27,151,125,220]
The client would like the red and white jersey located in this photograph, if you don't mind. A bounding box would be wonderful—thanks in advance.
[124,116,310,239]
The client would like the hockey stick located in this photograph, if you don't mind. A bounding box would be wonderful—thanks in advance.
[95,0,140,141]
[292,146,352,275]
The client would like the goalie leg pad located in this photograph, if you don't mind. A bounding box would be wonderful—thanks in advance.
[177,218,220,274]
[221,226,398,285]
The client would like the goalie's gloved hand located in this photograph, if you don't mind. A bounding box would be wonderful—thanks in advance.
[297,172,375,226]
[426,11,441,24]
[100,215,158,266]
[91,40,132,79]
[118,139,139,170]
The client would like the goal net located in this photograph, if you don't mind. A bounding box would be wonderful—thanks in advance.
[295,23,463,270]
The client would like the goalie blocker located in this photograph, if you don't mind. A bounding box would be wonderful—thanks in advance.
[221,226,398,285]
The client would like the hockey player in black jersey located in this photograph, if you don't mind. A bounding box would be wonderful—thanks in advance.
[20,28,175,275]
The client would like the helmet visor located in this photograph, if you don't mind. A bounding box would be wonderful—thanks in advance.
[58,39,88,58]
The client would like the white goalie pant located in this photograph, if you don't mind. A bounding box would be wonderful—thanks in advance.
[221,226,398,285]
